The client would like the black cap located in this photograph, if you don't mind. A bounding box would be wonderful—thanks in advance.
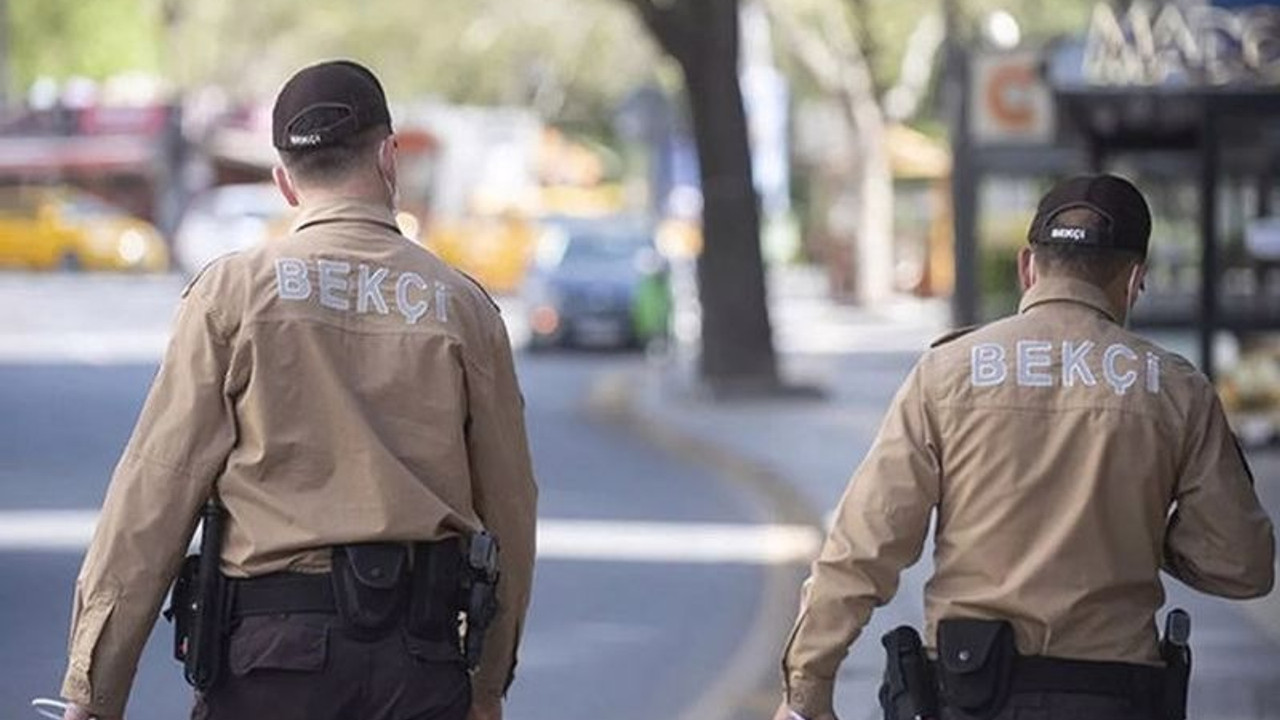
[1027,174,1152,257]
[272,60,392,151]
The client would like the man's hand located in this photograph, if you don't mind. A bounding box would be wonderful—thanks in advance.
[770,700,839,720]
[60,702,122,720]
[468,697,502,720]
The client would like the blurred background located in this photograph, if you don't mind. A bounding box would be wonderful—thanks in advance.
[0,0,1278,718]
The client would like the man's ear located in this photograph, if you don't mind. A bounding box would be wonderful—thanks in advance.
[1127,261,1148,308]
[1017,246,1037,292]
[272,165,300,207]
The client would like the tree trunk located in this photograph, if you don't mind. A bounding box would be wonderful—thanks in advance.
[681,0,777,389]
[849,97,895,305]
[765,2,895,305]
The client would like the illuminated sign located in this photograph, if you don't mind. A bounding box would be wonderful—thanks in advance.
[1084,2,1280,85]
[971,51,1055,145]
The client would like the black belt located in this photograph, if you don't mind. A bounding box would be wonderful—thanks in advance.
[229,572,337,617]
[227,570,458,643]
[929,655,1165,711]
[1014,655,1164,699]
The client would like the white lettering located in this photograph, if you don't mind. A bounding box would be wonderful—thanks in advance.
[1103,343,1139,395]
[357,264,390,315]
[434,282,451,323]
[275,258,311,300]
[395,272,429,324]
[1062,341,1098,387]
[1050,227,1087,241]
[971,343,1008,387]
[1146,352,1161,394]
[1017,340,1054,387]
[317,260,351,311]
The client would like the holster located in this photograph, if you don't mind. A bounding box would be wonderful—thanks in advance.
[459,531,500,669]
[936,619,1017,720]
[331,543,410,639]
[879,625,939,720]
[165,498,229,691]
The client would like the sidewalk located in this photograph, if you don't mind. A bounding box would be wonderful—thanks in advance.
[612,277,1280,719]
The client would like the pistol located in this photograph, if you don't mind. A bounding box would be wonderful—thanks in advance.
[1160,608,1191,720]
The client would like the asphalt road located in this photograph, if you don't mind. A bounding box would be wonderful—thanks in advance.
[0,275,796,720]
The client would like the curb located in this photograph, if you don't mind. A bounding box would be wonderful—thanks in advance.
[583,368,825,720]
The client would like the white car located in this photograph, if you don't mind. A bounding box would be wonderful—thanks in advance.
[174,183,293,274]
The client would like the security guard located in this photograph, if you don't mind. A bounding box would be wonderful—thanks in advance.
[774,175,1274,720]
[59,60,537,720]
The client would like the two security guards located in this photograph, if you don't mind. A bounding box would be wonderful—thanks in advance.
[775,175,1275,720]
[59,61,536,720]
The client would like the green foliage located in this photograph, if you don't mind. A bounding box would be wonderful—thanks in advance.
[166,0,661,131]
[781,0,1097,107]
[8,0,161,86]
[6,0,664,135]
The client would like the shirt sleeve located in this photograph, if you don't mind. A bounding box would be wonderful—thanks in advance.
[61,288,239,717]
[781,364,941,718]
[464,314,538,700]
[1164,386,1275,598]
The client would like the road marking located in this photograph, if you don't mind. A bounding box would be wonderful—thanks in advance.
[538,519,820,564]
[0,510,822,565]
[0,510,99,550]
[0,333,169,364]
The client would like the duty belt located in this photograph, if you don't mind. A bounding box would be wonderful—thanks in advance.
[927,655,1166,712]
[1009,655,1164,702]
[229,572,336,616]
[226,539,465,644]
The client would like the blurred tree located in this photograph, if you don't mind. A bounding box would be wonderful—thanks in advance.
[768,1,893,305]
[163,0,659,137]
[8,0,159,88]
[769,0,1096,303]
[622,0,778,392]
[4,1,661,137]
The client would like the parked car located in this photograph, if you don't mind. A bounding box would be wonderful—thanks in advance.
[174,183,293,274]
[0,186,168,272]
[522,217,671,349]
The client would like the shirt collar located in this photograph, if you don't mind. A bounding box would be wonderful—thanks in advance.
[290,199,400,234]
[1018,276,1123,324]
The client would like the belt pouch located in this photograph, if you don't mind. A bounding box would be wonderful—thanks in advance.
[331,543,407,638]
[408,539,463,639]
[936,619,1017,720]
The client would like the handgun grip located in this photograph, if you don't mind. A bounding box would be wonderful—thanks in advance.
[1165,608,1190,647]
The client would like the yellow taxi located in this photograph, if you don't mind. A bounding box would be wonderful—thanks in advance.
[423,213,537,295]
[0,186,168,272]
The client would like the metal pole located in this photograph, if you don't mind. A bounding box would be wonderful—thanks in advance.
[947,0,979,327]
[1199,105,1218,378]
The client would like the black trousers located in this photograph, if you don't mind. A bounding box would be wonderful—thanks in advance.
[192,614,470,720]
[944,691,1157,720]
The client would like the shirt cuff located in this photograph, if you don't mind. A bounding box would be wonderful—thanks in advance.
[61,677,126,719]
[786,673,835,718]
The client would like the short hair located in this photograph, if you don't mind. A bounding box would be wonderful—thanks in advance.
[278,109,390,184]
[1031,208,1143,286]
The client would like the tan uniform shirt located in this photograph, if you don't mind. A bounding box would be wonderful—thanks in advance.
[62,200,537,716]
[783,276,1275,717]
